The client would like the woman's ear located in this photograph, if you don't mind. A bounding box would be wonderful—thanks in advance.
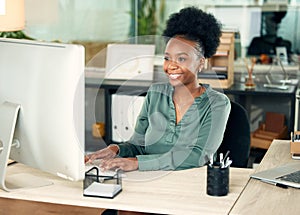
[198,57,205,72]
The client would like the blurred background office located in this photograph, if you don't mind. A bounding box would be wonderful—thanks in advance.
[20,0,300,61]
[248,11,291,54]
[247,11,292,62]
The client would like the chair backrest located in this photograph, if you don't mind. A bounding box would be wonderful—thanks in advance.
[217,100,251,168]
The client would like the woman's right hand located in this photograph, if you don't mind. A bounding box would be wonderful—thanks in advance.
[85,144,119,163]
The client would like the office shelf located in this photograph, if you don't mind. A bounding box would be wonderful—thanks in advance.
[200,32,235,89]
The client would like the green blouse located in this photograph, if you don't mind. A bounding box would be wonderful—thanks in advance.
[118,83,231,171]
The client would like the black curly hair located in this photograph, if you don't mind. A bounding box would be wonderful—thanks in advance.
[162,6,222,58]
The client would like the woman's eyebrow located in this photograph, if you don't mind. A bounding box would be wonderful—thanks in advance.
[164,51,189,56]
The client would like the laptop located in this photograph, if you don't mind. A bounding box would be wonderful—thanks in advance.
[105,43,155,81]
[250,162,300,188]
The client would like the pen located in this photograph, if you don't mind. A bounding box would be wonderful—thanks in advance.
[262,180,288,189]
[220,151,230,168]
[219,153,223,167]
[223,150,230,163]
[224,160,232,168]
[210,154,214,167]
[276,183,288,189]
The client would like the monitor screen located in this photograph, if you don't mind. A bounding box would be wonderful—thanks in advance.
[0,38,85,191]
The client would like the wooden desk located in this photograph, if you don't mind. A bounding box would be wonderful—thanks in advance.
[0,163,252,215]
[230,139,300,215]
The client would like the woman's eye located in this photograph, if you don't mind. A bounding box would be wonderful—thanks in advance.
[178,57,186,62]
[164,56,170,61]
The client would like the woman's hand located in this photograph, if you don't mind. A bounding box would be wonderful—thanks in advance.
[85,144,119,163]
[100,157,138,172]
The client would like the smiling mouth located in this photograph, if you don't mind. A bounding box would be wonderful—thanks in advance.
[169,74,182,79]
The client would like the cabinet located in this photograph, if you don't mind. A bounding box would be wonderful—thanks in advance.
[200,32,235,89]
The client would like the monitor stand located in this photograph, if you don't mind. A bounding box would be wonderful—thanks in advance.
[0,102,52,192]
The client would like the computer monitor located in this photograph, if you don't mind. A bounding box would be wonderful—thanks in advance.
[0,38,85,191]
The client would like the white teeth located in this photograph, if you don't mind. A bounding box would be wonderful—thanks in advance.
[169,74,181,79]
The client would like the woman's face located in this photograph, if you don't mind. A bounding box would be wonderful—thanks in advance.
[163,36,204,87]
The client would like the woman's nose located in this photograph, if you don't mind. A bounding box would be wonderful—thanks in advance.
[167,61,178,69]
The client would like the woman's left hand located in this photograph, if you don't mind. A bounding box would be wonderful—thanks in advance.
[100,157,138,172]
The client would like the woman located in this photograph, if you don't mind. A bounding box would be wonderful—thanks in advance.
[247,11,292,57]
[86,7,231,171]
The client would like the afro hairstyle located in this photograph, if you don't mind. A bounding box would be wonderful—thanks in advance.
[162,6,222,58]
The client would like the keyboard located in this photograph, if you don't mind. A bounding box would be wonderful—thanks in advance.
[277,170,300,183]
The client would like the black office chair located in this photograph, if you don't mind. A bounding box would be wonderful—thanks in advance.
[217,100,251,168]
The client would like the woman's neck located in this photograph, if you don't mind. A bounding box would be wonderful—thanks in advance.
[173,83,202,103]
[173,83,204,124]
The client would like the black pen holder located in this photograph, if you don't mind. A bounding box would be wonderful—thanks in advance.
[206,163,229,196]
[83,166,122,189]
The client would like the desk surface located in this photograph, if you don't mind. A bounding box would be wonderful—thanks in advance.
[230,139,300,215]
[0,163,252,215]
